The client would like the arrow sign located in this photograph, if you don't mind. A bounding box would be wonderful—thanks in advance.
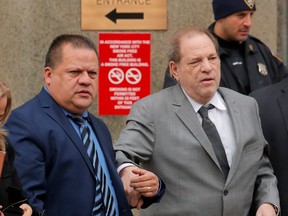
[106,8,144,23]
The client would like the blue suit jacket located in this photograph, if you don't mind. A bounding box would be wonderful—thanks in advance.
[4,88,132,216]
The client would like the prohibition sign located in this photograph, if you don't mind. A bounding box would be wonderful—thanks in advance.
[108,68,124,84]
[126,68,142,84]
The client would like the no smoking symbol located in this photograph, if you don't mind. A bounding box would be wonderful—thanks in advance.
[108,68,142,85]
[126,68,142,84]
[108,68,124,84]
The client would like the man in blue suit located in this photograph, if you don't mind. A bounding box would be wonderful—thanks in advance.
[4,34,164,216]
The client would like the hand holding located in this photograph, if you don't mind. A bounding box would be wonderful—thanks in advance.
[130,168,159,197]
[119,166,142,208]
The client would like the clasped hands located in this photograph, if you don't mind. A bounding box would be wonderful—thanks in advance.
[120,166,159,209]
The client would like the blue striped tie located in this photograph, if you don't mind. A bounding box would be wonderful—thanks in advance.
[71,116,116,216]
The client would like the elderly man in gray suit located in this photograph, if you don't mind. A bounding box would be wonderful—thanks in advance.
[114,27,280,216]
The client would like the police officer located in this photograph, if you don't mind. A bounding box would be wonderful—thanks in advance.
[163,0,288,95]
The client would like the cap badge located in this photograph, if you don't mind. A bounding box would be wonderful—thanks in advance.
[244,0,255,9]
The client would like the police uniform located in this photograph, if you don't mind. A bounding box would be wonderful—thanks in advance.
[163,23,288,95]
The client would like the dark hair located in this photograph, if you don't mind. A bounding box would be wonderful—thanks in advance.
[45,34,98,68]
[167,26,219,63]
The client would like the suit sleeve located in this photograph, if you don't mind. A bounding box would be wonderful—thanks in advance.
[114,99,165,208]
[114,100,155,166]
[250,100,280,212]
[4,110,46,212]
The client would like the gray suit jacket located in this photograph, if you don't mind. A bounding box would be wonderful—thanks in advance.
[114,84,279,216]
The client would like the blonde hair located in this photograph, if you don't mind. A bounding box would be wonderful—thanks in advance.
[0,80,12,151]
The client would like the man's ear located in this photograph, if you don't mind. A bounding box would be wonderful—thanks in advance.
[169,61,179,81]
[44,67,52,86]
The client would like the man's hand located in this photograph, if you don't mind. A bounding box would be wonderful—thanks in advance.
[20,203,33,216]
[119,166,142,209]
[130,168,159,197]
[256,203,277,216]
[0,205,4,216]
[120,166,160,209]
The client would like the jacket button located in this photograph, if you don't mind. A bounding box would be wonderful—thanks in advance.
[223,190,228,196]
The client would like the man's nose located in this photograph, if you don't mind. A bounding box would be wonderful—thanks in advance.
[243,15,253,27]
[200,59,213,72]
[78,71,92,83]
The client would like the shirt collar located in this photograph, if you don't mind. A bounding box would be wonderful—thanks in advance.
[181,87,226,113]
[64,109,89,119]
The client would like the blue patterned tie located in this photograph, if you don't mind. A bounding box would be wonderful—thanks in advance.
[71,116,116,216]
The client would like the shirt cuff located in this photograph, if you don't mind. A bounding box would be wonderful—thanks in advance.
[272,204,279,215]
[117,163,137,173]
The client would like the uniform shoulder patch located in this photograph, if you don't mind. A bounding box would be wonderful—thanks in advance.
[272,53,283,62]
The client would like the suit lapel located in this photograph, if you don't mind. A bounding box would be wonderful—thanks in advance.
[173,85,221,169]
[38,88,95,175]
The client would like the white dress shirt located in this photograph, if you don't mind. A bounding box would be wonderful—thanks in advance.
[183,90,236,167]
